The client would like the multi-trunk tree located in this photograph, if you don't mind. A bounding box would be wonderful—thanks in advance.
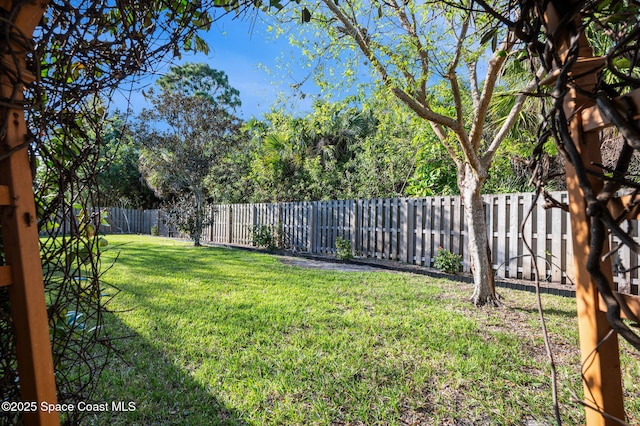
[270,0,541,305]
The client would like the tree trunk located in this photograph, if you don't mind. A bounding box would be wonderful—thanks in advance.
[193,189,203,247]
[458,163,498,306]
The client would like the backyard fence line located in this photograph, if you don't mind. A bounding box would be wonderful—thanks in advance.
[99,192,640,296]
[204,194,576,285]
[48,207,173,237]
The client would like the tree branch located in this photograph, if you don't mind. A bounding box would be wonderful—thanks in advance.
[320,0,458,129]
[447,10,470,130]
[469,32,516,152]
[482,68,546,167]
[388,0,430,104]
[468,60,480,111]
[429,121,463,170]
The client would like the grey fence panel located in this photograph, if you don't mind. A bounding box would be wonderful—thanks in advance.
[100,192,640,294]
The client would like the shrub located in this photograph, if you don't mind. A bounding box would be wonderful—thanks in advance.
[150,225,159,236]
[335,236,353,260]
[433,247,462,274]
[250,224,276,250]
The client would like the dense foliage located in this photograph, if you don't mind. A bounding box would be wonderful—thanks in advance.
[116,83,539,209]
[97,113,160,208]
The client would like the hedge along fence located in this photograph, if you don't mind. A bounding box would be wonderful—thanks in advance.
[100,192,640,296]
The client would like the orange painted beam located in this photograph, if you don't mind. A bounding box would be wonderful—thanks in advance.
[0,265,12,287]
[544,3,626,425]
[606,194,640,222]
[0,1,58,425]
[0,185,10,205]
[582,87,640,132]
[565,130,625,425]
[600,293,640,323]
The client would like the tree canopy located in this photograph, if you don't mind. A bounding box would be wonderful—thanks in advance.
[138,63,243,246]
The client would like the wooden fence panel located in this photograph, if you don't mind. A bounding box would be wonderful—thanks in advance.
[365,199,374,258]
[319,201,328,255]
[403,199,412,263]
[104,192,640,295]
[369,199,378,259]
[374,199,381,259]
[414,199,424,266]
[484,195,494,273]
[442,196,451,253]
[521,194,534,281]
[551,200,564,283]
[451,196,462,261]
[535,195,549,281]
[423,198,433,267]
[431,197,441,259]
[508,194,520,279]
[309,202,317,253]
[495,194,507,279]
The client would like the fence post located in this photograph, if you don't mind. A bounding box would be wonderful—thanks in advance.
[309,202,316,253]
[351,200,359,257]
[226,205,232,244]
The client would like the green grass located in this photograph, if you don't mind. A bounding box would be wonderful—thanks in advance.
[89,235,639,425]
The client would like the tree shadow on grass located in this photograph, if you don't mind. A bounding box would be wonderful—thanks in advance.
[513,306,577,319]
[102,240,261,280]
[88,311,247,426]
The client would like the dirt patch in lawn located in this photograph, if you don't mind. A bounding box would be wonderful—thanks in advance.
[278,256,385,272]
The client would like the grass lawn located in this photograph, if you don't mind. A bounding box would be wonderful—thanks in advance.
[88,235,639,425]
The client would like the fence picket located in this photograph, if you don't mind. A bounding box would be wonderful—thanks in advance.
[521,194,534,280]
[508,195,520,279]
[551,203,563,283]
[452,196,461,258]
[424,198,433,267]
[403,199,412,264]
[495,194,507,279]
[433,197,440,264]
[415,199,424,265]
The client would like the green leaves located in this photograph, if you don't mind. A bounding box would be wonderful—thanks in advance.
[480,27,498,51]
[270,0,284,10]
[156,63,241,109]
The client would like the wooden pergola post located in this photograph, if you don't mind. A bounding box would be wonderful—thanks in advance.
[544,3,637,424]
[564,86,626,426]
[0,1,58,425]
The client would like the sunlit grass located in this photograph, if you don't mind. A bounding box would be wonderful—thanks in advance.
[89,235,639,425]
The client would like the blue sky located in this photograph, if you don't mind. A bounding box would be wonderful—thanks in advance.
[112,12,317,120]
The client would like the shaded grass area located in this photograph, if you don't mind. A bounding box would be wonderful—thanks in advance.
[91,235,639,425]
